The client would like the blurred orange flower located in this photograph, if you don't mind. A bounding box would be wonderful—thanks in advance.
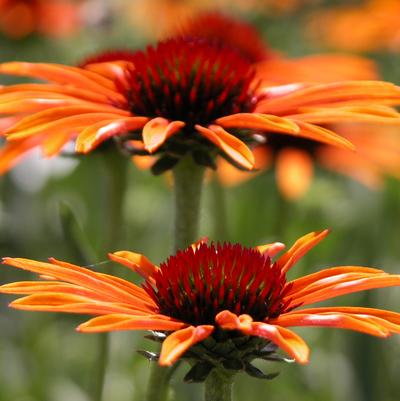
[1,230,400,370]
[0,0,81,39]
[219,123,400,200]
[308,0,400,53]
[176,12,379,83]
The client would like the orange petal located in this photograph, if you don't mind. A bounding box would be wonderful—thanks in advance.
[2,257,155,309]
[77,313,187,333]
[293,120,355,150]
[288,273,400,308]
[0,135,42,174]
[41,131,73,157]
[75,117,149,153]
[275,148,314,200]
[284,307,400,325]
[286,266,384,296]
[259,81,400,114]
[6,113,127,141]
[216,113,299,134]
[195,124,255,169]
[159,325,214,366]
[276,229,330,273]
[0,83,111,104]
[9,293,146,316]
[271,312,392,337]
[217,146,271,187]
[215,310,309,363]
[6,104,130,134]
[108,251,159,281]
[142,118,185,153]
[0,62,123,102]
[288,105,400,124]
[255,242,286,257]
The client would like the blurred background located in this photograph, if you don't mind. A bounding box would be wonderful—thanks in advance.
[0,0,399,400]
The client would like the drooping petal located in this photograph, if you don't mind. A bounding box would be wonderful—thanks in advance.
[275,148,314,200]
[217,146,271,187]
[2,257,156,310]
[275,229,330,273]
[75,117,149,153]
[215,310,309,363]
[159,325,214,366]
[293,120,355,150]
[216,113,299,134]
[195,124,255,169]
[108,251,159,281]
[142,118,185,153]
[271,309,400,337]
[77,313,187,333]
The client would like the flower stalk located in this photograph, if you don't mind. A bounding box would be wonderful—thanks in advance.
[204,369,234,401]
[172,155,205,251]
[145,154,205,401]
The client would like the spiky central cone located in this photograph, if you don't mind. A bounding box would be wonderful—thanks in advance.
[143,243,288,326]
[125,38,257,128]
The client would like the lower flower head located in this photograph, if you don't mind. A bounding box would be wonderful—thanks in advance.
[1,230,400,380]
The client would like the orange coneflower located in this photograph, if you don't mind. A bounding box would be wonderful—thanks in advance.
[218,121,400,200]
[308,0,400,53]
[177,12,379,82]
[1,230,399,378]
[2,36,400,174]
[0,0,81,39]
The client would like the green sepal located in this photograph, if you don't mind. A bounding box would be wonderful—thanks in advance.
[192,149,217,169]
[137,350,160,362]
[244,362,280,380]
[222,359,244,371]
[144,331,167,343]
[184,362,214,383]
[151,155,179,175]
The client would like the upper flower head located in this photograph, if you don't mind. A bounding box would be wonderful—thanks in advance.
[2,230,400,379]
[2,34,400,174]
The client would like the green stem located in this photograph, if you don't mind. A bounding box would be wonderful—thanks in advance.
[204,369,234,401]
[172,155,205,251]
[92,149,129,401]
[145,155,205,401]
[210,176,228,241]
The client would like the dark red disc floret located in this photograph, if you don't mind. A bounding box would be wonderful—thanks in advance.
[124,38,257,128]
[143,243,289,326]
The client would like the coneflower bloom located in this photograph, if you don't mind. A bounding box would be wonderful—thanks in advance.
[2,36,400,174]
[307,0,400,53]
[1,230,399,378]
[0,0,80,39]
[217,121,400,199]
[176,12,379,82]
